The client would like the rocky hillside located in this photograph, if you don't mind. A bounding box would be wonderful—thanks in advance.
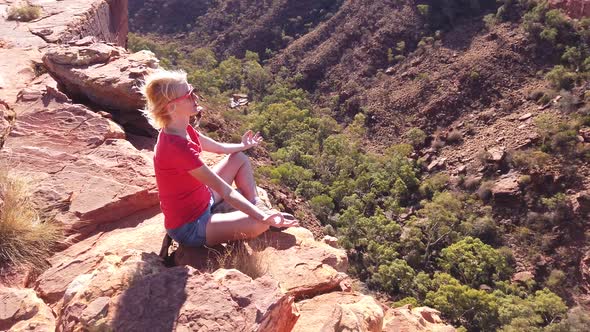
[129,0,343,58]
[126,0,590,331]
[0,1,456,331]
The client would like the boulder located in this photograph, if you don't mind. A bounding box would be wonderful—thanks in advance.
[292,292,384,332]
[512,271,535,283]
[35,211,165,308]
[57,250,298,332]
[492,173,521,201]
[383,306,456,332]
[43,43,159,136]
[518,113,533,121]
[249,227,349,299]
[485,147,506,163]
[176,227,349,300]
[0,78,158,237]
[322,235,339,248]
[0,287,56,332]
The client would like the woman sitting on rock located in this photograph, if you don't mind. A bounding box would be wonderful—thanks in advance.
[141,69,298,247]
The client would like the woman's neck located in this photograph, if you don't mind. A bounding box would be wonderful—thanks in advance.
[163,117,190,137]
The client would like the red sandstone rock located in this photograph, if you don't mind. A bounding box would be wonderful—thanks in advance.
[35,211,165,308]
[512,271,535,283]
[492,173,521,201]
[0,287,56,332]
[249,228,349,299]
[56,250,298,332]
[549,0,590,19]
[43,43,159,136]
[383,305,456,332]
[0,78,158,237]
[176,227,349,300]
[0,0,127,48]
[292,292,384,332]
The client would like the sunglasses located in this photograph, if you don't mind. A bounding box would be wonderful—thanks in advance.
[166,84,200,107]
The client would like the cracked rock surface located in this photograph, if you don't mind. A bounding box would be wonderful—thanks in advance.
[0,74,158,238]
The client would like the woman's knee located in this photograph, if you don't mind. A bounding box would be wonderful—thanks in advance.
[229,151,250,166]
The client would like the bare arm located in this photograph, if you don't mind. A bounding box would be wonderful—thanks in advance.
[199,134,245,154]
[199,130,263,154]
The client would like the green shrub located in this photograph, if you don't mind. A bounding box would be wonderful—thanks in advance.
[309,195,334,222]
[370,258,416,294]
[511,149,551,170]
[438,237,512,287]
[483,13,498,29]
[405,127,427,147]
[546,269,566,291]
[417,4,430,16]
[418,173,449,198]
[392,297,420,308]
[545,65,576,90]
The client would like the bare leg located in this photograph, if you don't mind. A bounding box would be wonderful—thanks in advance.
[210,152,258,203]
[205,211,269,246]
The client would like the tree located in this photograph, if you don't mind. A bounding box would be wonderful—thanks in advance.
[370,259,416,294]
[438,237,512,288]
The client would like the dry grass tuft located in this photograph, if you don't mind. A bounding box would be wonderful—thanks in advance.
[0,169,62,270]
[212,240,269,279]
[7,3,41,22]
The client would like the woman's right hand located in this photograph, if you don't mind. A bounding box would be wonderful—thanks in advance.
[262,212,299,228]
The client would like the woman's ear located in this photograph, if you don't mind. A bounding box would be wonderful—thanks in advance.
[166,103,175,114]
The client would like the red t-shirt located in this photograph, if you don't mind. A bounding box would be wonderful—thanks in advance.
[154,125,211,229]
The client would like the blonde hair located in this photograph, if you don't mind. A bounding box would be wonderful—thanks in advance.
[140,69,188,129]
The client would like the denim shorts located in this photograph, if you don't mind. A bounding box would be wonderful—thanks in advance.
[166,194,215,247]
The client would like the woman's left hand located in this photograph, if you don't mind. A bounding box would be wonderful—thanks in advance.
[241,130,263,150]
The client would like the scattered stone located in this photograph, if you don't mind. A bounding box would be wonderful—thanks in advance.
[518,124,527,129]
[495,137,505,143]
[512,271,535,283]
[322,235,339,248]
[485,147,506,163]
[479,284,493,291]
[292,292,384,332]
[457,165,467,174]
[518,113,532,121]
[427,158,447,172]
[383,305,456,332]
